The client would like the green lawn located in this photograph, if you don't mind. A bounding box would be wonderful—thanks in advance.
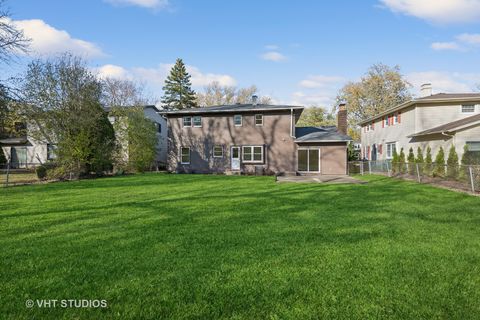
[1,174,480,319]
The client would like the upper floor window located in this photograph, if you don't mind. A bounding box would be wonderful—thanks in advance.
[183,116,192,127]
[255,114,263,126]
[393,114,398,124]
[384,116,389,127]
[365,122,374,132]
[193,116,202,127]
[234,114,242,126]
[155,122,161,133]
[462,105,475,113]
[466,141,480,152]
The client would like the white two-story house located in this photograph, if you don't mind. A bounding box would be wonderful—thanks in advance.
[360,84,480,162]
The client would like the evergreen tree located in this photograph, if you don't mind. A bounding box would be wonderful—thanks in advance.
[391,148,399,174]
[161,58,197,110]
[446,145,459,179]
[399,147,406,174]
[416,147,424,163]
[425,146,432,176]
[407,147,415,174]
[434,147,445,177]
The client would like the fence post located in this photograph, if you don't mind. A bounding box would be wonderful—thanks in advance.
[416,163,421,183]
[469,166,475,193]
[5,160,10,188]
[368,161,371,175]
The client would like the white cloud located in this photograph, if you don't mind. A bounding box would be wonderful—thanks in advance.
[261,51,287,62]
[97,64,131,79]
[407,71,480,94]
[430,41,462,51]
[380,0,480,24]
[97,63,236,89]
[290,91,337,107]
[299,75,346,88]
[10,18,105,58]
[457,33,480,45]
[104,0,169,9]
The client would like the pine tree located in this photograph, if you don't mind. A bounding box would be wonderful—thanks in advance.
[391,148,399,174]
[161,58,197,110]
[399,147,406,174]
[407,147,415,174]
[425,146,432,176]
[446,146,459,179]
[434,147,445,177]
[416,147,424,163]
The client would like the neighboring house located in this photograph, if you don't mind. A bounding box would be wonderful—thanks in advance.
[0,105,167,168]
[0,121,54,168]
[359,84,480,162]
[106,105,167,165]
[162,98,351,175]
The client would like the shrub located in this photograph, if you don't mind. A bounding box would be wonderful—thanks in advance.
[446,146,459,179]
[416,147,424,163]
[35,165,48,180]
[407,147,415,175]
[434,147,445,177]
[391,149,399,174]
[425,146,432,176]
[399,148,406,174]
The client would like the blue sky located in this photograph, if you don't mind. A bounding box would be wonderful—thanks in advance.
[5,0,480,108]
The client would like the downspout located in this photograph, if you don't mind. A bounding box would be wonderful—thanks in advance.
[290,108,295,138]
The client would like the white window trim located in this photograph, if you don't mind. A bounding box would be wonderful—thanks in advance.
[192,116,202,127]
[180,147,190,164]
[255,114,263,126]
[183,116,192,127]
[213,145,224,158]
[461,104,475,113]
[242,145,264,163]
[234,114,242,126]
[386,142,396,160]
[393,114,398,124]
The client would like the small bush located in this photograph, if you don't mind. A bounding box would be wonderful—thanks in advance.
[36,165,48,180]
[425,146,432,176]
[446,146,459,179]
[407,147,415,175]
[434,147,445,177]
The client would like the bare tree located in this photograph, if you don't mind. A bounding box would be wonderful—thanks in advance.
[102,78,150,107]
[0,0,30,64]
[196,82,272,106]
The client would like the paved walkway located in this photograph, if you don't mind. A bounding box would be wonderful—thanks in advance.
[276,175,366,184]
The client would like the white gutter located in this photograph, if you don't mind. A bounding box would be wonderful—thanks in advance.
[290,108,295,138]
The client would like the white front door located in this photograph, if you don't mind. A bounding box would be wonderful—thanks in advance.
[231,146,240,170]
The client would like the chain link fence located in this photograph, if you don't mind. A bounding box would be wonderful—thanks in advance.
[0,162,42,187]
[349,160,480,194]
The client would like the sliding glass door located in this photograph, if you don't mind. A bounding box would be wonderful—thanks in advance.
[297,148,320,172]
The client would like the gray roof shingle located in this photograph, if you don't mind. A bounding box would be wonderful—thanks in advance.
[295,126,352,142]
[409,113,480,137]
[160,103,303,115]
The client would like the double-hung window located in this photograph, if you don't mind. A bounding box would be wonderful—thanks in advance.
[462,105,475,113]
[386,142,397,159]
[180,147,190,164]
[213,145,223,158]
[242,146,263,163]
[193,116,202,127]
[255,114,263,126]
[234,114,242,126]
[47,144,57,160]
[183,116,192,127]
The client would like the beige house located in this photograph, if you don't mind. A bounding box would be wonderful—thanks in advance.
[162,99,351,175]
[359,85,480,162]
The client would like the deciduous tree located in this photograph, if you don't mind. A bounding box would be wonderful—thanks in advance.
[196,82,271,106]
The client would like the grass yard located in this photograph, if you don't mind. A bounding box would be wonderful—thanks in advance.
[1,174,480,319]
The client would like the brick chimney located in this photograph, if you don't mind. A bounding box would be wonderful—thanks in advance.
[337,103,347,135]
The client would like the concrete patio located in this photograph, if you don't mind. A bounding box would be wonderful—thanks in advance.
[276,175,366,184]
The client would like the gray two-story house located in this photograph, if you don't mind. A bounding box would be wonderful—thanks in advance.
[360,84,480,162]
[162,99,351,175]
